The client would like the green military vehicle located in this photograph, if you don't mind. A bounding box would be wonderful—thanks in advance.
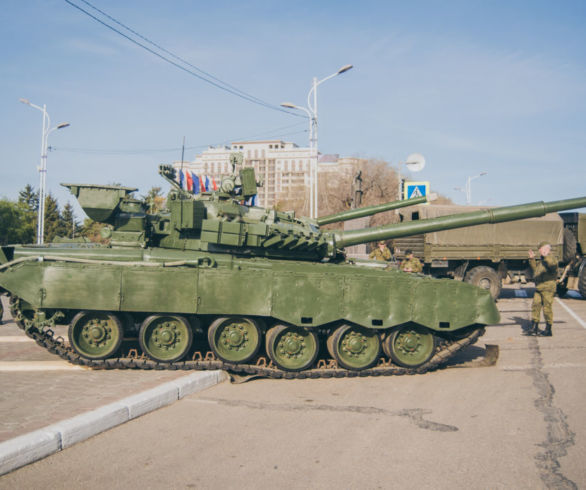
[393,204,585,299]
[1,157,585,378]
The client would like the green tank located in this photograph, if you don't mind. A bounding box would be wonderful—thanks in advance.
[1,157,585,378]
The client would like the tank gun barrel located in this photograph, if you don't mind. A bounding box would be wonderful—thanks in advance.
[316,195,427,226]
[333,197,586,250]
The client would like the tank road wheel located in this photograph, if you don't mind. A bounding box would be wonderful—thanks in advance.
[384,325,435,368]
[208,317,262,363]
[329,325,381,371]
[69,311,123,360]
[139,315,193,363]
[266,325,319,372]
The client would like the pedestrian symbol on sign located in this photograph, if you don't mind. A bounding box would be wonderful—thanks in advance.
[410,186,423,198]
[404,181,430,201]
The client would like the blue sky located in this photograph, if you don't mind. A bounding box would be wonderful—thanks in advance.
[1,0,585,217]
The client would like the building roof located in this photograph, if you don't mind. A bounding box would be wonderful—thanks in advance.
[318,154,340,163]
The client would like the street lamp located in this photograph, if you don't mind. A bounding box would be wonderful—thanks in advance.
[281,63,353,218]
[20,98,70,245]
[466,172,487,205]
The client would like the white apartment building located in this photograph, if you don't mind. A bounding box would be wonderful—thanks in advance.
[174,140,358,209]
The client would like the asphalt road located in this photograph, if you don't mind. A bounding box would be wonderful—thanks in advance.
[1,286,585,489]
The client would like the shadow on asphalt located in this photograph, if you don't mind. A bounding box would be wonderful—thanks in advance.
[498,286,583,301]
[443,345,487,366]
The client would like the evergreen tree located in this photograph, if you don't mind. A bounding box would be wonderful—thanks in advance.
[15,184,38,244]
[18,184,39,213]
[43,193,61,243]
[60,203,80,238]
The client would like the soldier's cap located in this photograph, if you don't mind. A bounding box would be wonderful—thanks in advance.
[378,240,385,245]
[538,241,551,249]
[405,249,413,255]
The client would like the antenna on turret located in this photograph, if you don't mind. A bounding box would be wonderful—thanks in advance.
[180,136,186,176]
[230,152,243,174]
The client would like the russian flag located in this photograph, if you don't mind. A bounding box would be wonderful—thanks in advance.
[185,171,193,192]
[178,169,184,189]
[191,172,199,194]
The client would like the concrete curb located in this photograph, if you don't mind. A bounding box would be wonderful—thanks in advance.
[0,370,226,476]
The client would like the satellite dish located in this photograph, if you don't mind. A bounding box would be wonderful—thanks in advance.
[405,153,426,173]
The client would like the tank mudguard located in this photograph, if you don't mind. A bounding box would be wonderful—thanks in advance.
[0,257,500,330]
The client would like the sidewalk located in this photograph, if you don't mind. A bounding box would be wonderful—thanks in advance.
[0,301,218,442]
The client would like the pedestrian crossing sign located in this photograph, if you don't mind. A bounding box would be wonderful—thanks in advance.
[404,181,430,202]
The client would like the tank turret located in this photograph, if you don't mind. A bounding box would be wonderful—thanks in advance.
[63,163,586,262]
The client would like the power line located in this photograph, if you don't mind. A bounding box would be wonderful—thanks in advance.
[64,0,302,117]
[76,0,275,109]
[52,125,308,156]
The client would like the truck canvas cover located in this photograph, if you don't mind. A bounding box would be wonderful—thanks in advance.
[397,205,563,261]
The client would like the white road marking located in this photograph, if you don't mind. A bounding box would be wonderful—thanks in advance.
[0,336,34,343]
[0,361,84,372]
[555,297,586,329]
[514,289,528,298]
[501,363,586,371]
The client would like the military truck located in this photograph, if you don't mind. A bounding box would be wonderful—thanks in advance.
[392,204,585,299]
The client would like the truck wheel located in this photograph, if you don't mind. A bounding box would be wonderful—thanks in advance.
[464,266,501,299]
[563,228,577,263]
[579,262,586,299]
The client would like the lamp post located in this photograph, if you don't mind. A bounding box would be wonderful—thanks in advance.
[465,172,487,205]
[20,98,70,245]
[281,64,353,219]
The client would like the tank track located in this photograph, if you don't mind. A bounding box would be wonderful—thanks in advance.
[9,299,484,380]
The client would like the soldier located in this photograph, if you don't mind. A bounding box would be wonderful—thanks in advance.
[369,240,392,261]
[400,250,423,273]
[528,241,557,336]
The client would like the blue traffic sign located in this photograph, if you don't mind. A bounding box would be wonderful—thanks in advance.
[404,181,430,200]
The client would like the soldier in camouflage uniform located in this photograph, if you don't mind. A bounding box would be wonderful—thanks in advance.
[369,240,392,262]
[400,250,423,273]
[528,241,557,336]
